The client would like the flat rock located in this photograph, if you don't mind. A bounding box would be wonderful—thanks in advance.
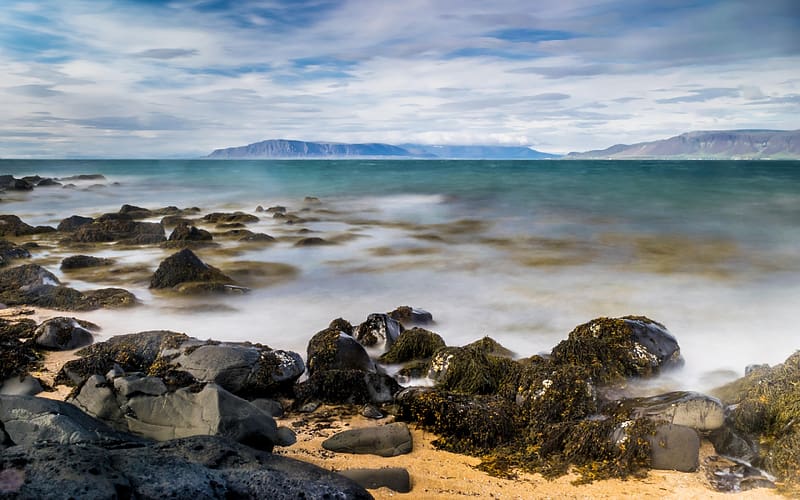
[339,467,412,493]
[322,422,412,457]
[648,423,700,472]
[622,391,725,431]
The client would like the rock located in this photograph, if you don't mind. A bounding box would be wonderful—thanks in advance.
[255,205,265,212]
[0,394,138,446]
[70,374,126,427]
[294,237,331,247]
[168,223,213,241]
[0,215,54,236]
[0,175,34,190]
[124,383,279,450]
[201,212,259,224]
[0,320,41,382]
[306,328,374,375]
[304,196,321,204]
[0,239,31,265]
[113,374,168,397]
[512,358,596,425]
[57,330,190,385]
[105,363,125,380]
[60,254,114,270]
[161,215,193,227]
[298,400,321,413]
[64,215,165,244]
[266,206,286,214]
[0,263,59,300]
[239,232,275,243]
[355,313,403,352]
[707,425,758,463]
[550,316,683,384]
[0,374,43,396]
[339,467,412,493]
[360,404,384,419]
[617,391,725,431]
[149,248,236,290]
[388,306,434,326]
[57,215,94,232]
[59,174,106,181]
[427,342,516,395]
[322,422,413,457]
[329,317,354,334]
[32,316,95,350]
[703,455,776,492]
[0,435,372,499]
[379,327,445,364]
[465,336,515,358]
[647,424,700,472]
[118,204,152,219]
[275,427,297,446]
[36,177,61,187]
[251,398,284,418]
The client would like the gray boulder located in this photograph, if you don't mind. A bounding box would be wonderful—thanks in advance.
[113,373,168,397]
[621,391,725,431]
[0,375,43,396]
[0,435,373,499]
[355,313,403,352]
[33,316,95,350]
[340,467,412,493]
[322,422,413,457]
[648,423,700,472]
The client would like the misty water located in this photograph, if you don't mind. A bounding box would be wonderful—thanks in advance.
[3,159,800,394]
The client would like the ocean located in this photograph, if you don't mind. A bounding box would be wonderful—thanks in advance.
[2,159,799,394]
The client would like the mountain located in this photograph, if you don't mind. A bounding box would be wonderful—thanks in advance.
[566,130,800,160]
[207,139,558,159]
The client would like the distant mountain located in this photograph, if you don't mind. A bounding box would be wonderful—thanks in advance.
[566,130,800,160]
[207,139,558,159]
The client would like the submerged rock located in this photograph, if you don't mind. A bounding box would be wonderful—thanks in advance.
[0,239,31,266]
[60,254,114,270]
[56,215,94,232]
[201,212,259,224]
[168,223,213,242]
[149,248,236,291]
[322,422,413,457]
[615,391,725,432]
[355,313,403,352]
[0,215,54,237]
[63,214,165,245]
[306,327,374,375]
[388,305,434,326]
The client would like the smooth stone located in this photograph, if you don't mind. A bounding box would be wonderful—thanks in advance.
[339,467,412,493]
[251,398,284,418]
[173,344,261,393]
[322,422,412,457]
[113,374,168,397]
[275,426,297,446]
[0,375,43,396]
[361,404,384,419]
[70,374,126,427]
[626,391,725,431]
[648,423,700,472]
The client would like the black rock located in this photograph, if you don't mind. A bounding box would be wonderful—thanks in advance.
[169,223,213,241]
[0,215,55,236]
[306,328,374,375]
[57,215,94,232]
[149,249,235,290]
[60,254,114,270]
[355,313,403,352]
[322,422,413,457]
[388,305,434,326]
[339,467,411,493]
[33,317,95,350]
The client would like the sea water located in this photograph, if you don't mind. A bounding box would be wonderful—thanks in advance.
[2,159,799,393]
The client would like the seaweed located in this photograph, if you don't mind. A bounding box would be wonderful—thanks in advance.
[379,327,445,364]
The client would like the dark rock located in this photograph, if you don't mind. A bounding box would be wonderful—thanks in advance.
[239,232,275,243]
[0,215,54,236]
[646,424,700,472]
[168,223,213,241]
[119,204,152,218]
[255,205,265,212]
[427,341,517,395]
[161,215,193,227]
[339,467,411,493]
[304,196,321,204]
[465,336,515,358]
[276,427,297,446]
[360,404,384,419]
[388,305,434,326]
[266,205,286,214]
[216,222,246,229]
[0,435,373,499]
[298,400,321,413]
[355,313,403,352]
[0,394,138,446]
[294,236,331,246]
[36,177,61,187]
[0,175,34,190]
[201,212,259,224]
[380,327,445,364]
[0,263,60,301]
[614,391,725,432]
[512,357,596,426]
[251,398,284,418]
[322,422,412,457]
[306,328,374,375]
[33,316,94,350]
[329,317,354,334]
[149,248,235,290]
[56,215,94,232]
[65,215,165,244]
[0,239,31,266]
[60,254,114,270]
[0,320,41,382]
[703,455,776,493]
[59,174,106,181]
[113,373,168,397]
[550,316,683,384]
[0,374,43,396]
[708,425,758,463]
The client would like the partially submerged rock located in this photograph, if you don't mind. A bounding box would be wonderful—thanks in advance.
[388,305,434,326]
[33,316,95,350]
[355,313,403,352]
[0,215,54,237]
[150,248,238,292]
[0,239,31,266]
[60,254,114,270]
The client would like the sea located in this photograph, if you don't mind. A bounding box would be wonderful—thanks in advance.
[2,159,799,394]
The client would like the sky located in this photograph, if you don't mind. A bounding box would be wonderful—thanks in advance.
[0,0,798,157]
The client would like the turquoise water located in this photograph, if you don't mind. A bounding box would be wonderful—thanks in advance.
[2,159,799,393]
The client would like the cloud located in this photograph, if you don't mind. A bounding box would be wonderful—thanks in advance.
[656,88,741,104]
[133,48,200,59]
[8,84,64,97]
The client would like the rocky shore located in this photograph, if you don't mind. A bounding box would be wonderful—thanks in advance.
[1,174,798,498]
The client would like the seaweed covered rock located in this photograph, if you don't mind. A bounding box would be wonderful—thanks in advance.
[0,320,41,383]
[612,422,699,472]
[611,391,725,432]
[295,369,400,405]
[0,239,31,266]
[711,351,800,495]
[550,316,682,384]
[388,306,434,327]
[0,214,55,237]
[427,339,518,395]
[56,215,93,232]
[168,223,213,242]
[56,330,190,386]
[306,327,374,375]
[0,435,372,499]
[202,212,259,224]
[118,204,152,219]
[33,316,95,350]
[149,248,237,292]
[63,213,165,244]
[379,327,445,364]
[60,254,113,270]
[354,313,403,352]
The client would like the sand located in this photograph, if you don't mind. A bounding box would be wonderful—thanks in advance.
[6,304,782,499]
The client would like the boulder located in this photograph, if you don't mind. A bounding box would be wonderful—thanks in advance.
[550,316,683,384]
[379,327,445,364]
[168,223,213,242]
[60,255,113,270]
[295,369,400,405]
[339,467,412,493]
[618,391,725,431]
[647,424,700,472]
[294,237,331,246]
[251,398,284,418]
[56,215,94,232]
[70,374,126,427]
[64,215,165,244]
[0,374,43,396]
[0,175,34,190]
[427,340,517,395]
[328,317,354,335]
[0,215,54,236]
[266,206,286,214]
[118,204,152,219]
[113,373,168,397]
[388,306,434,326]
[201,212,259,224]
[703,455,776,493]
[306,328,374,375]
[149,248,236,290]
[322,422,413,457]
[0,394,138,446]
[0,239,31,265]
[355,313,403,352]
[33,316,95,350]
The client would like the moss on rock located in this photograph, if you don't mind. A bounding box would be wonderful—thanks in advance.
[379,327,445,364]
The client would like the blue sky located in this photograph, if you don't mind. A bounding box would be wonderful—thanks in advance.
[0,0,798,157]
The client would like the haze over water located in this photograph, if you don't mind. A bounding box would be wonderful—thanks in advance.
[3,159,799,393]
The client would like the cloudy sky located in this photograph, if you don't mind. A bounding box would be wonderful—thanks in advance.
[1,0,798,157]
